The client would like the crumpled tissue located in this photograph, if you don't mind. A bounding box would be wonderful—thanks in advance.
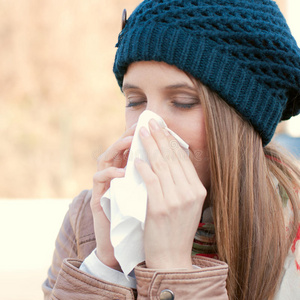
[101,110,189,276]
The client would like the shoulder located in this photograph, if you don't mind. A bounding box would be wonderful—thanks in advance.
[68,189,93,229]
[68,189,96,259]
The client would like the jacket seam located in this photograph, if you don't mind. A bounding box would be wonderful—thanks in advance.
[63,260,134,296]
[78,236,96,246]
[79,232,95,239]
[136,267,228,278]
[73,190,90,236]
[59,267,128,298]
[154,273,227,281]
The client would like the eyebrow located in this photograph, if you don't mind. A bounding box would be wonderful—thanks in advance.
[164,83,197,92]
[122,84,139,92]
[122,83,197,92]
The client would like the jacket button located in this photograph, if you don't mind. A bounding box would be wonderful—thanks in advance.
[159,289,175,300]
[121,8,127,30]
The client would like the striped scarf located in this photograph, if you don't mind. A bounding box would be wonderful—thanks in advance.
[192,222,218,259]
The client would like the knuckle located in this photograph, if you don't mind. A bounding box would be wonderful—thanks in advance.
[186,189,197,202]
[168,201,181,213]
[93,172,101,184]
[151,157,168,174]
[96,152,110,169]
[145,174,159,186]
[200,188,207,199]
[183,187,206,207]
[148,205,168,218]
[178,189,198,208]
[161,147,175,161]
[195,183,207,199]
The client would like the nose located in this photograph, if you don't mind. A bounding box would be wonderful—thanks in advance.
[145,102,170,126]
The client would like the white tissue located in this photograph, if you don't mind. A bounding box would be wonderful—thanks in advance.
[101,110,189,276]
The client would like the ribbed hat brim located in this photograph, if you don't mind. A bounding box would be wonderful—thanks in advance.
[114,24,283,145]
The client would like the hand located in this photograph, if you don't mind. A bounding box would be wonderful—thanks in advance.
[90,124,136,270]
[135,119,207,270]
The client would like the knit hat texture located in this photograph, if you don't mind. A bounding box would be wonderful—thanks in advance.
[113,0,300,145]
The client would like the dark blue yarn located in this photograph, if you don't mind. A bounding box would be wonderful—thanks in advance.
[113,0,300,145]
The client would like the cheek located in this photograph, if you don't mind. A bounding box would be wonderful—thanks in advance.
[182,120,210,188]
[174,117,207,153]
[190,141,210,189]
[189,126,209,172]
[170,119,210,183]
[189,123,206,150]
[125,110,142,129]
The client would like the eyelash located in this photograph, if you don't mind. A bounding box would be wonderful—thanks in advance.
[126,100,198,109]
[173,102,197,109]
[126,101,146,108]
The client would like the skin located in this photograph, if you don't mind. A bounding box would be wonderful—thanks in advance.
[90,61,210,271]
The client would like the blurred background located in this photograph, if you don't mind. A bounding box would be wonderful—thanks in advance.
[0,0,299,299]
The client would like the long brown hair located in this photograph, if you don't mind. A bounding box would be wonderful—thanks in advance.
[197,82,300,299]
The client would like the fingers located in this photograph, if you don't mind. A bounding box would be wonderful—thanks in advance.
[91,167,125,211]
[136,120,192,209]
[97,124,136,171]
[139,119,197,186]
[150,119,202,186]
[148,120,189,185]
[135,120,207,271]
[98,136,133,169]
[91,126,136,273]
[139,125,175,190]
[134,158,166,212]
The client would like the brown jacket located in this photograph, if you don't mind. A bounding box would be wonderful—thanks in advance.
[42,190,229,299]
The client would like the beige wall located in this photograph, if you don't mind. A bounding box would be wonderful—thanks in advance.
[0,0,141,198]
[276,0,287,15]
[0,0,297,198]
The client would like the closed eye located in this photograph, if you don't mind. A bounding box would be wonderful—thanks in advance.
[171,96,200,109]
[126,100,147,108]
[172,102,198,109]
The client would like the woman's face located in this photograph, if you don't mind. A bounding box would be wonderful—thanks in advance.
[123,61,210,189]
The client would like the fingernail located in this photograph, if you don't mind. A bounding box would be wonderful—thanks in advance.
[117,168,125,174]
[124,136,133,141]
[140,126,150,138]
[149,119,160,131]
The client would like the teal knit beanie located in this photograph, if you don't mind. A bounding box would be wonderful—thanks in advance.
[113,0,300,145]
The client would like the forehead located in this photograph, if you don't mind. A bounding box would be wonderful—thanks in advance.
[123,61,194,88]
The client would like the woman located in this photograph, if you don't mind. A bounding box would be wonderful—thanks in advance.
[43,0,300,299]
